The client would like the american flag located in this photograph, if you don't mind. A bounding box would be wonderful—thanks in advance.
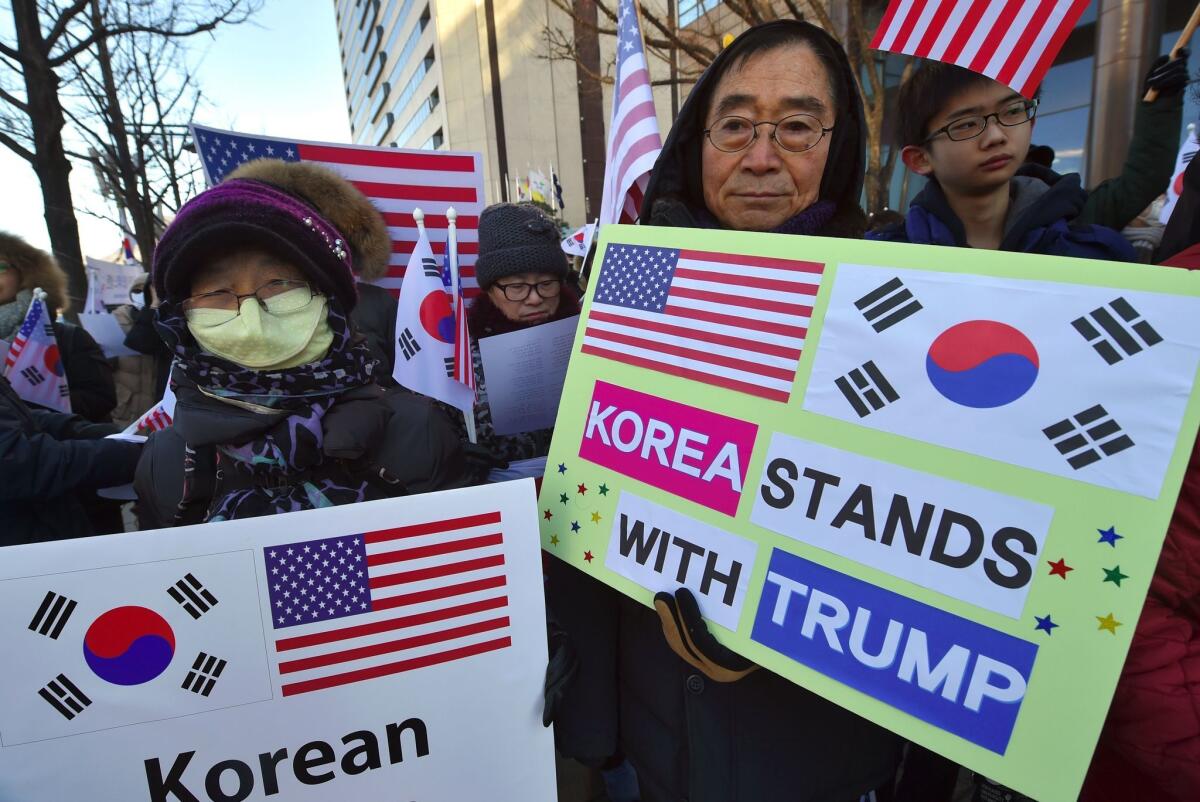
[3,293,70,413]
[870,0,1091,97]
[264,511,510,697]
[599,0,662,225]
[135,403,173,433]
[582,244,824,402]
[451,280,475,395]
[190,124,485,298]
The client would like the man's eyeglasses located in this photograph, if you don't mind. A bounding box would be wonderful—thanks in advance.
[925,99,1039,143]
[704,114,834,154]
[182,279,316,325]
[493,279,563,302]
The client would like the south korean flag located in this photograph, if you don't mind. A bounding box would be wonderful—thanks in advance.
[803,263,1200,499]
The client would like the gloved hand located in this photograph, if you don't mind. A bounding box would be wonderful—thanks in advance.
[654,588,757,682]
[542,620,579,727]
[1144,48,1190,98]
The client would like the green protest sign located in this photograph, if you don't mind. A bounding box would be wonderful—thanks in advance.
[539,224,1200,802]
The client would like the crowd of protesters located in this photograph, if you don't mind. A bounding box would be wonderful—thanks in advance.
[1,16,1198,802]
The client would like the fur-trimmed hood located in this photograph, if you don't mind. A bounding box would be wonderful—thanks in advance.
[226,160,391,281]
[0,231,70,313]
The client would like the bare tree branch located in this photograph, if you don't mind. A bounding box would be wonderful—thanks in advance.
[0,127,34,162]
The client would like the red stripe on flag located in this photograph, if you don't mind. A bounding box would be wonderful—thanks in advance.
[614,100,657,147]
[969,0,1023,73]
[665,304,809,339]
[280,636,512,696]
[367,534,504,566]
[870,0,907,47]
[382,212,480,229]
[669,286,813,317]
[672,267,819,295]
[580,344,791,402]
[914,0,959,55]
[616,134,662,189]
[365,511,502,544]
[277,617,510,674]
[1017,0,1091,96]
[584,327,797,381]
[372,575,507,611]
[385,265,477,278]
[392,240,480,255]
[890,0,931,53]
[618,68,651,101]
[588,310,802,359]
[941,0,992,62]
[678,250,824,273]
[369,555,506,590]
[275,596,508,652]
[299,144,476,172]
[352,180,478,202]
[996,0,1057,86]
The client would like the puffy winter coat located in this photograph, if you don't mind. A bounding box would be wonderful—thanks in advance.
[0,375,140,545]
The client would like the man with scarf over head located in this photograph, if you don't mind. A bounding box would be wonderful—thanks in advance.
[546,20,902,802]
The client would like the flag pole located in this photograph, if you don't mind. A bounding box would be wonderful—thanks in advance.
[413,206,425,236]
[447,206,477,444]
[1145,2,1200,102]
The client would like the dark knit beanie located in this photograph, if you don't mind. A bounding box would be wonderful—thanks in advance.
[474,203,568,289]
[152,178,359,310]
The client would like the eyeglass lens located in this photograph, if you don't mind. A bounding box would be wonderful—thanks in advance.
[707,114,827,153]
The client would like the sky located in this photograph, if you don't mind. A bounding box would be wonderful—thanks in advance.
[0,0,351,257]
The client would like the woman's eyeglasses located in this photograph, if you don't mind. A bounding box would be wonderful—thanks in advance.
[182,279,316,324]
[493,279,563,302]
[704,114,834,154]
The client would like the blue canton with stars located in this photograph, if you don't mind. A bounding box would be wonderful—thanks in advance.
[264,535,372,629]
[616,0,644,65]
[594,244,679,312]
[194,126,300,183]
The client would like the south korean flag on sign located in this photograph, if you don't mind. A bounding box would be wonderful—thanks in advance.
[802,263,1200,499]
[0,551,272,746]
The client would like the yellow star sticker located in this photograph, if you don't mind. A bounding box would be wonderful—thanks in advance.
[549,534,560,546]
[1096,612,1122,634]
[591,511,602,524]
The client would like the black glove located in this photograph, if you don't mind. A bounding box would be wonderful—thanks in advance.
[542,620,579,727]
[1144,49,1190,97]
[653,588,757,682]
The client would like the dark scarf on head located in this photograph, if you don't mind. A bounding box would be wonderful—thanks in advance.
[468,284,582,338]
[155,300,379,522]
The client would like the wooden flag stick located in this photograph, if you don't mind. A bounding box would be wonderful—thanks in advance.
[1145,2,1200,102]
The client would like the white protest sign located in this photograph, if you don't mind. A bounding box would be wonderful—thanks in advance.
[0,481,556,801]
[86,256,142,306]
[79,310,137,358]
[478,314,578,436]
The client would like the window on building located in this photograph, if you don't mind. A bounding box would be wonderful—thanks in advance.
[679,0,720,27]
[395,88,440,148]
[422,128,444,150]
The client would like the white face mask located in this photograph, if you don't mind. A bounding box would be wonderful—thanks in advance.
[186,289,332,370]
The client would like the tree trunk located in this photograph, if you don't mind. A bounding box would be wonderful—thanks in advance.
[11,0,86,317]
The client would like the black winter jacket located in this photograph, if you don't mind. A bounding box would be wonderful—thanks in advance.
[351,282,398,386]
[55,320,118,423]
[549,20,902,802]
[0,375,140,546]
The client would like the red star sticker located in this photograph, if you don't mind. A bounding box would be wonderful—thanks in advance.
[577,483,588,495]
[543,509,553,521]
[583,551,594,563]
[1047,558,1073,579]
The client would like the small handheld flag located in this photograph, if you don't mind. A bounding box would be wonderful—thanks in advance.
[3,290,70,414]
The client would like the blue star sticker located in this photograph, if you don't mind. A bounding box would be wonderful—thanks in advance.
[570,521,581,533]
[1034,614,1058,635]
[1097,526,1123,547]
[557,462,567,475]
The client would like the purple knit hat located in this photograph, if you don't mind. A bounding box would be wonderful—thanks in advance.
[152,179,359,310]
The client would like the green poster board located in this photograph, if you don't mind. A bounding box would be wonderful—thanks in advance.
[539,225,1200,802]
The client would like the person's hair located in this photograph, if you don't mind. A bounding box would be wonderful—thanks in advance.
[0,230,69,313]
[712,24,846,119]
[1025,144,1055,168]
[896,60,999,148]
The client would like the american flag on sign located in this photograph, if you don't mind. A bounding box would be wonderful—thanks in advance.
[582,244,824,402]
[264,511,511,697]
[871,0,1092,97]
[599,0,662,225]
[190,124,485,298]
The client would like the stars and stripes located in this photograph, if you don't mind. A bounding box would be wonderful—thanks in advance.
[190,124,485,298]
[3,292,70,414]
[582,244,824,402]
[599,0,662,225]
[264,511,511,697]
[870,0,1092,97]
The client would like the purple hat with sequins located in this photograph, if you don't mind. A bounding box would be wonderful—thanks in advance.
[152,178,359,310]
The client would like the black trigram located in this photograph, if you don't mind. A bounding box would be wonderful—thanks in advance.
[182,652,227,697]
[28,591,77,639]
[1071,297,1162,365]
[854,277,922,332]
[444,356,456,378]
[399,328,422,360]
[1043,405,1134,469]
[168,573,218,620]
[421,256,442,278]
[835,360,899,417]
[20,366,45,385]
[38,674,91,720]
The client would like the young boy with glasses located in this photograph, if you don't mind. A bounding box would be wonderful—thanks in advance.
[869,61,1135,262]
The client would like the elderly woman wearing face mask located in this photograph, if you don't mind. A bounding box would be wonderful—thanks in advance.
[134,162,466,527]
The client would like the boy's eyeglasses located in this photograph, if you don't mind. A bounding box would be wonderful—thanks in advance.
[925,98,1039,143]
[704,114,834,154]
[493,279,563,302]
[182,279,316,324]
